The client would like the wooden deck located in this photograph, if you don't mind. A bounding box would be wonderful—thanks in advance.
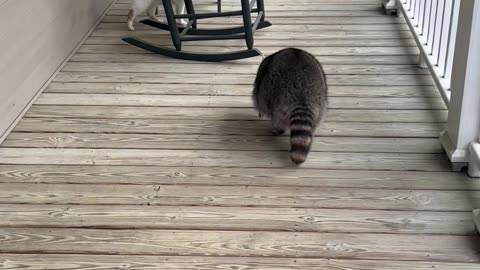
[1,0,480,268]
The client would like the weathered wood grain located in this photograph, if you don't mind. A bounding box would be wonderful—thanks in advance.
[14,118,445,137]
[52,72,435,86]
[71,53,420,65]
[0,165,475,190]
[1,228,479,262]
[0,183,476,211]
[33,94,447,110]
[62,62,429,76]
[0,204,474,234]
[0,148,451,171]
[98,21,412,31]
[3,255,480,270]
[106,9,391,17]
[85,36,417,46]
[3,133,444,153]
[25,106,447,123]
[93,28,414,39]
[111,3,382,11]
[76,45,420,56]
[45,83,441,98]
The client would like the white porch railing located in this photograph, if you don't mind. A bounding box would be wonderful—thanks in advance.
[388,0,480,177]
[397,0,460,105]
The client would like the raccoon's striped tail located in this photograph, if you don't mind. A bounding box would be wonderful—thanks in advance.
[289,107,314,165]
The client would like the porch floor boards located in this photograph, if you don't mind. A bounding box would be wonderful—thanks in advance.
[1,0,480,269]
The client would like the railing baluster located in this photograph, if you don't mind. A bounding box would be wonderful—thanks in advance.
[414,0,421,26]
[406,0,414,18]
[412,0,417,22]
[422,0,432,43]
[397,0,459,106]
[427,0,438,50]
[437,0,454,76]
[432,0,446,65]
[444,0,460,83]
[418,0,427,34]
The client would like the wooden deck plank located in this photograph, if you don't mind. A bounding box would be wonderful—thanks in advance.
[102,15,409,24]
[0,165,475,190]
[33,94,446,110]
[1,228,479,262]
[25,106,448,123]
[0,148,451,171]
[76,45,420,56]
[111,5,388,11]
[4,255,480,270]
[85,36,417,46]
[0,205,474,235]
[13,118,445,137]
[71,53,421,65]
[106,9,391,17]
[111,3,382,11]
[2,133,444,153]
[5,255,480,270]
[52,72,435,86]
[115,0,383,5]
[97,21,412,31]
[63,63,428,76]
[0,183,476,211]
[91,28,414,39]
[45,83,441,98]
[76,43,421,55]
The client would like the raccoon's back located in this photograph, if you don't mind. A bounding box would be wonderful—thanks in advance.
[254,48,328,111]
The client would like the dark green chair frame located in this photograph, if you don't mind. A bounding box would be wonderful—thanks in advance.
[123,0,272,62]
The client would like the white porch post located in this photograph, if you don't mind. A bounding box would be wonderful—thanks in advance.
[473,136,480,233]
[440,0,480,175]
[470,136,480,177]
[381,0,396,15]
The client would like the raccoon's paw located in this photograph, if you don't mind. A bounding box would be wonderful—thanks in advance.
[258,112,264,119]
[271,128,285,135]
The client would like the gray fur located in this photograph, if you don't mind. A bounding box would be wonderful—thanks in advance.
[253,48,328,165]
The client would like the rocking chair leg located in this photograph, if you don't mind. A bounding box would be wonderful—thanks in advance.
[240,0,254,50]
[257,0,265,21]
[123,0,271,62]
[184,0,197,29]
[163,0,182,51]
[217,0,222,12]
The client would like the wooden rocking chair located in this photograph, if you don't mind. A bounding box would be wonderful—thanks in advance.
[123,0,272,62]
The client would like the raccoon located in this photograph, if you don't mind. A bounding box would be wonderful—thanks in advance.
[253,48,328,165]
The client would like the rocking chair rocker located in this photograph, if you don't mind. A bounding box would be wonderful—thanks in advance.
[122,0,272,62]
